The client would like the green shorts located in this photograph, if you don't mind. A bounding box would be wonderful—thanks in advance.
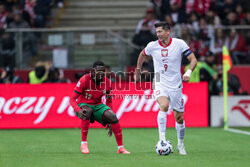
[75,103,111,124]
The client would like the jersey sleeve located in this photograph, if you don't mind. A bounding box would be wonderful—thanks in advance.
[180,40,192,57]
[143,42,154,57]
[74,76,86,94]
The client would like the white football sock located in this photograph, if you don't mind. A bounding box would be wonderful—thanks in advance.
[176,121,185,145]
[81,141,87,144]
[118,145,124,149]
[157,111,167,141]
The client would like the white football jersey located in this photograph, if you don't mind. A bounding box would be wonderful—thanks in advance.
[144,38,190,90]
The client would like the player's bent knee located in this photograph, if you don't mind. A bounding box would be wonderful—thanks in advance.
[104,110,119,124]
[160,105,169,112]
[109,112,118,124]
[110,116,118,124]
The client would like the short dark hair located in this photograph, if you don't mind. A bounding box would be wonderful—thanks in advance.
[154,22,171,30]
[93,61,105,68]
[35,66,46,79]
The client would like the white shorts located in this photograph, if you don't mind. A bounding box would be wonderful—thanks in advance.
[154,84,184,112]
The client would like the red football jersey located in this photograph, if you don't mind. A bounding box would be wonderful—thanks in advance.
[74,73,112,105]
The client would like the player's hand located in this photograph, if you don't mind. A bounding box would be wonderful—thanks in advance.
[106,124,112,137]
[182,75,190,82]
[183,69,192,82]
[78,109,87,120]
[134,68,141,83]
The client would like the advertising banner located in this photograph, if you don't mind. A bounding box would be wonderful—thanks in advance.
[0,83,208,129]
[211,96,250,127]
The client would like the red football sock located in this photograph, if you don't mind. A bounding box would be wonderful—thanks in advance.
[112,122,123,146]
[81,120,90,142]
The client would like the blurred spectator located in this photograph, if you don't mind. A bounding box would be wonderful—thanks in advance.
[13,4,32,26]
[8,10,29,28]
[211,66,248,95]
[133,21,156,49]
[194,0,210,16]
[184,52,217,85]
[181,26,191,44]
[205,9,221,28]
[223,12,239,25]
[200,51,218,92]
[150,0,170,20]
[185,0,210,16]
[133,10,158,66]
[28,65,47,84]
[167,1,186,24]
[189,33,209,58]
[164,14,181,37]
[4,0,18,12]
[8,9,39,67]
[43,67,70,83]
[185,0,195,14]
[209,28,225,64]
[0,2,7,29]
[235,4,245,24]
[203,51,217,71]
[24,0,36,26]
[223,0,236,16]
[0,32,15,67]
[188,12,200,33]
[136,7,159,34]
[0,66,23,83]
[199,17,214,40]
[209,28,225,55]
[243,11,250,25]
[225,29,246,64]
[33,0,51,27]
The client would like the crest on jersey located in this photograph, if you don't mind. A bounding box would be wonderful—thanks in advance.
[161,49,168,57]
[103,89,106,94]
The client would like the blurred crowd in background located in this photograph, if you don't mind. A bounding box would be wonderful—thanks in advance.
[0,0,249,95]
[133,0,250,66]
[0,0,64,29]
[131,0,250,95]
[0,0,64,69]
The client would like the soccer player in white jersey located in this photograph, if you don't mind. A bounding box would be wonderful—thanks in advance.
[135,22,197,155]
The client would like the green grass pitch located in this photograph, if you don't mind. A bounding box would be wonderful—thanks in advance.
[0,128,249,167]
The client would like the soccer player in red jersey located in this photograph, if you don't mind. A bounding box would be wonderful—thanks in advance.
[70,61,130,154]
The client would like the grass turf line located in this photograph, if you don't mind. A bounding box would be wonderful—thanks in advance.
[0,128,249,167]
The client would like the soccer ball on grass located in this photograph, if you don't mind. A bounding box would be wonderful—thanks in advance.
[155,140,172,155]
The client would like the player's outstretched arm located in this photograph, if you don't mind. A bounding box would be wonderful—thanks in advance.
[183,53,197,82]
[135,50,147,83]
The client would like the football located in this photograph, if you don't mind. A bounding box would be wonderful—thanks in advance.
[155,140,172,155]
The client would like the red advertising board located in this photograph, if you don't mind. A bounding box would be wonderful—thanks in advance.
[0,82,208,129]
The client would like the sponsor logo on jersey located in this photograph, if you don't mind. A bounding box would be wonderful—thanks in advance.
[162,59,168,63]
